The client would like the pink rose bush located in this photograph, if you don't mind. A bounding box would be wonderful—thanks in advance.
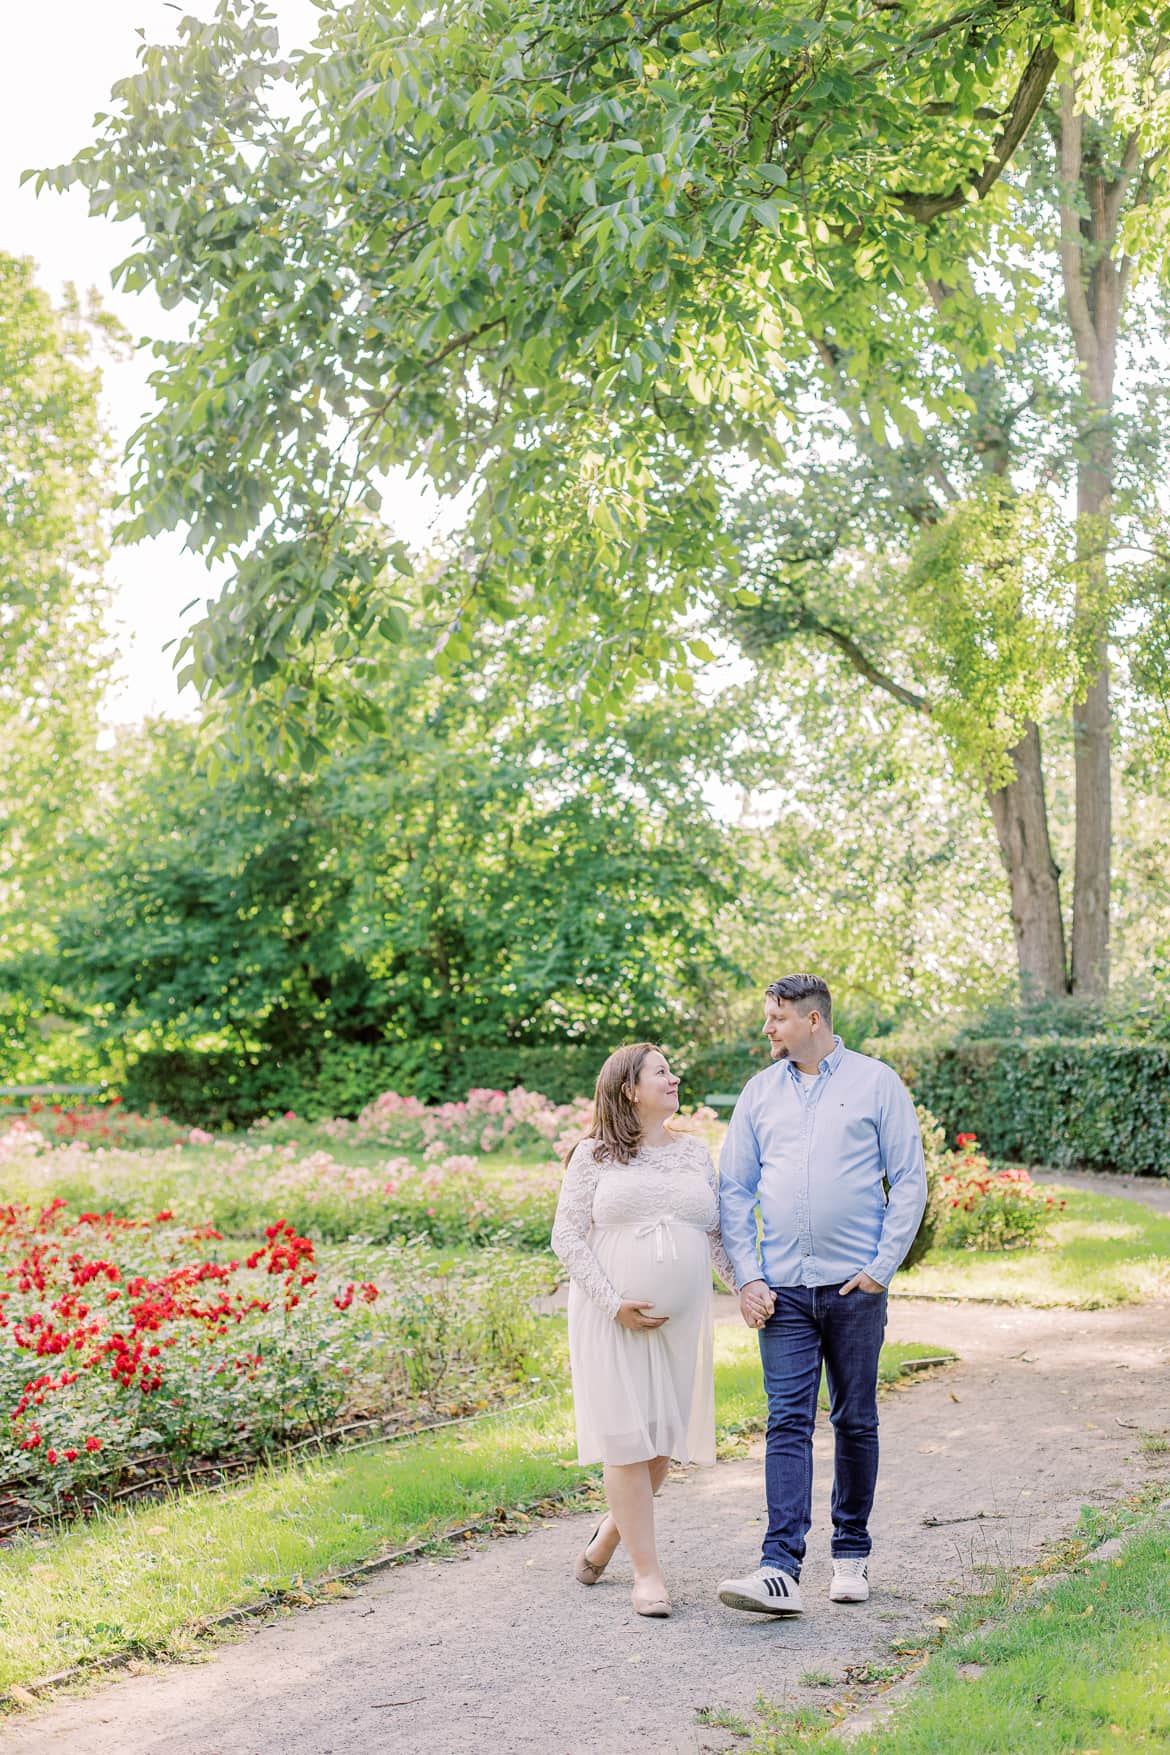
[314,1085,595,1158]
[2,1087,721,1259]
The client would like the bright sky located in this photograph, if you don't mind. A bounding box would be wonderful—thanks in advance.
[2,1,436,724]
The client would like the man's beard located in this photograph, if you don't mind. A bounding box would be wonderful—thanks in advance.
[770,1043,790,1059]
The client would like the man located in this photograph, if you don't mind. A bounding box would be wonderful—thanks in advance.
[716,974,926,1615]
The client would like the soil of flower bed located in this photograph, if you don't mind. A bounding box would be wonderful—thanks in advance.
[2,1297,1167,1755]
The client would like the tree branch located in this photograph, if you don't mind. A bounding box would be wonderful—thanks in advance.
[1103,125,1145,239]
[1055,79,1099,376]
[808,613,931,712]
[755,576,931,712]
[894,24,1065,222]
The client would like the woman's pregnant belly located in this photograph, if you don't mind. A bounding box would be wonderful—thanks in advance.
[593,1221,709,1322]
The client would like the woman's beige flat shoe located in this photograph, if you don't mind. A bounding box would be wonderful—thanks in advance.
[574,1523,610,1585]
[631,1585,672,1618]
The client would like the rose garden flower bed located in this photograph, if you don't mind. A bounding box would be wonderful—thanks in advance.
[2,1133,565,1251]
[11,1085,598,1161]
[0,1199,551,1529]
[1,1089,723,1253]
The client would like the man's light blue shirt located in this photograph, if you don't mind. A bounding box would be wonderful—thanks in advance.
[718,1037,927,1290]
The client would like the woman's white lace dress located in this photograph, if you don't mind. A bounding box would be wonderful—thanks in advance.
[551,1133,737,1467]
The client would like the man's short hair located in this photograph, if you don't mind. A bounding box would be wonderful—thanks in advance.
[765,973,832,1027]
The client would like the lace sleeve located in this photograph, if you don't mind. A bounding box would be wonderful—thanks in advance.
[701,1146,739,1292]
[550,1142,623,1319]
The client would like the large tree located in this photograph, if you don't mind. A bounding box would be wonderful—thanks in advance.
[718,62,1170,997]
[45,0,1164,994]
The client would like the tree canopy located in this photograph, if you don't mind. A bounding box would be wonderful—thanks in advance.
[45,0,1100,751]
[33,0,1170,1007]
[30,607,748,1096]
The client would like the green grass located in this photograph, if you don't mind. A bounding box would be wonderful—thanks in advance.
[898,1185,1170,1307]
[0,1329,947,1697]
[738,1495,1170,1754]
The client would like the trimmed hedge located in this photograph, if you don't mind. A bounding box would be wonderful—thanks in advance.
[877,1033,1170,1177]
[111,1036,774,1126]
[120,1042,608,1124]
[674,1038,772,1101]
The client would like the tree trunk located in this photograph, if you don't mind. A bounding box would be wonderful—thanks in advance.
[1070,564,1112,995]
[985,721,1069,997]
[1056,81,1133,994]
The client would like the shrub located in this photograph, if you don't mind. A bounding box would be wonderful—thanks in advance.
[117,1042,611,1123]
[875,1033,1170,1176]
[316,1085,595,1158]
[933,1137,1065,1250]
[670,1037,772,1101]
[101,1036,773,1126]
[7,1101,201,1152]
[900,1102,949,1271]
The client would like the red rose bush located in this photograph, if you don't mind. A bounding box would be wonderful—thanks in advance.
[0,1200,548,1520]
[935,1137,1065,1250]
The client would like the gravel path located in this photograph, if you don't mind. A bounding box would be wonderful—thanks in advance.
[4,1298,1167,1755]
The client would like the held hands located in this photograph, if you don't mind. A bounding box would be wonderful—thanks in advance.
[616,1300,669,1331]
[738,1280,775,1330]
[839,1271,886,1296]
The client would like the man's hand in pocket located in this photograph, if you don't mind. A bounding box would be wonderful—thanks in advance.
[839,1272,885,1296]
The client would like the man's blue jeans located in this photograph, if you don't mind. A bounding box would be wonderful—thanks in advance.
[757,1282,887,1580]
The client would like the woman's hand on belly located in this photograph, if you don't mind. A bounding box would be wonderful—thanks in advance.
[615,1300,669,1330]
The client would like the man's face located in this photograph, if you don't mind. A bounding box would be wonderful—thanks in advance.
[762,995,814,1061]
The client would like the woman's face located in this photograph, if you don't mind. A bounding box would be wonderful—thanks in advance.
[632,1051,680,1119]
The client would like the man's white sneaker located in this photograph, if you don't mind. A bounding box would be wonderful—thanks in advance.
[717,1567,803,1615]
[829,1556,870,1602]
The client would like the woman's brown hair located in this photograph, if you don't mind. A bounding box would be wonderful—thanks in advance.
[566,1042,664,1166]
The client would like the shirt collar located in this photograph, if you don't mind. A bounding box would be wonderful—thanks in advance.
[785,1035,845,1081]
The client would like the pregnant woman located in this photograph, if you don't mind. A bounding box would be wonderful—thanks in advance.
[551,1042,736,1618]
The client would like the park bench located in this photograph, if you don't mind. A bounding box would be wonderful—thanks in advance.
[703,1091,740,1111]
[0,1083,101,1116]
